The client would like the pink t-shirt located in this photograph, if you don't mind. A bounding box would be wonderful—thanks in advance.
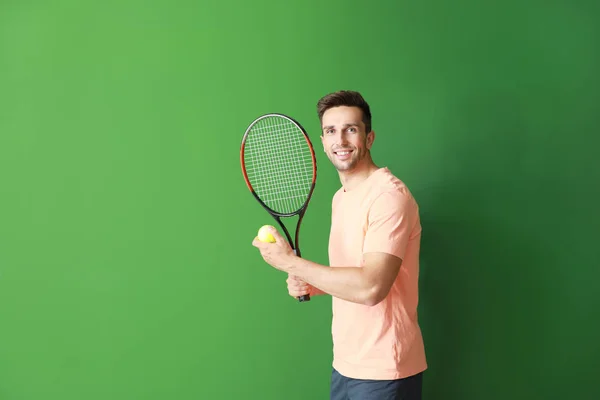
[328,167,427,380]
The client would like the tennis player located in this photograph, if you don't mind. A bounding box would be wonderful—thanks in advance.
[253,90,427,399]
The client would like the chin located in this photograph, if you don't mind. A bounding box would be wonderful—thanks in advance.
[334,161,358,172]
[327,153,359,171]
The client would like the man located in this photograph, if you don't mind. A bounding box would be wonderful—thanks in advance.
[252,90,427,399]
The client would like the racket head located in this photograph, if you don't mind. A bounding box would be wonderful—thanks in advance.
[240,113,317,217]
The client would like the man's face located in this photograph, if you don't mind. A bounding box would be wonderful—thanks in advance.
[320,106,374,172]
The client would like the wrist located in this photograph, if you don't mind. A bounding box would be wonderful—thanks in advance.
[282,253,300,273]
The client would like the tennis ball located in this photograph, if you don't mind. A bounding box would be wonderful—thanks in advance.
[257,225,276,243]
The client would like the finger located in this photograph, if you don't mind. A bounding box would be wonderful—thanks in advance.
[286,276,307,287]
[289,274,306,282]
[290,289,310,297]
[267,226,287,245]
[289,281,309,290]
[252,237,268,248]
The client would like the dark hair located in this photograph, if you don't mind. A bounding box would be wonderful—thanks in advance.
[316,90,372,133]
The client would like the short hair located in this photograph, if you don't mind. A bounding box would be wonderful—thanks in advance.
[316,90,372,133]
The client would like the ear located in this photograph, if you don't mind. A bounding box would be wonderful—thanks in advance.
[320,134,326,152]
[366,130,375,150]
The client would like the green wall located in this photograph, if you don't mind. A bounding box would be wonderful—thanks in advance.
[1,0,598,399]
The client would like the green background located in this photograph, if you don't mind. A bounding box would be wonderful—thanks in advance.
[1,0,598,399]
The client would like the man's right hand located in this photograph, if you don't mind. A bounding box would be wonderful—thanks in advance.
[287,274,314,298]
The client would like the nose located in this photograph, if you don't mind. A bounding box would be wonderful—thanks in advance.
[334,131,349,146]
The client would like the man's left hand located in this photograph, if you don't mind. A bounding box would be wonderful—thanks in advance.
[252,226,296,272]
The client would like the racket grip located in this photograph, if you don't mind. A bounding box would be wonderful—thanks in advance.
[298,294,311,302]
[292,249,310,302]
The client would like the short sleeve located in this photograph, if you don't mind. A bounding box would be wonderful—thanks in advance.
[362,190,419,260]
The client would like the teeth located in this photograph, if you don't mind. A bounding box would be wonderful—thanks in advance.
[337,151,350,155]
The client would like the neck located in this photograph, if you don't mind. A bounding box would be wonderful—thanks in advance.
[339,158,380,191]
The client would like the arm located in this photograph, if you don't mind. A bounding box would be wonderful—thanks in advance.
[309,285,327,296]
[254,189,418,305]
[283,252,402,306]
[295,189,418,305]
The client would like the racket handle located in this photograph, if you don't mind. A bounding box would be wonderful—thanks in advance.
[292,249,310,302]
[298,294,311,302]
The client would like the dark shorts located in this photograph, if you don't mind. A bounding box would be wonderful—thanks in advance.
[330,368,423,400]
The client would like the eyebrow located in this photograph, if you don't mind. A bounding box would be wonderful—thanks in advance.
[322,123,360,131]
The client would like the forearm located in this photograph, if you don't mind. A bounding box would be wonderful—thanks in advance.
[285,257,378,305]
[309,286,327,296]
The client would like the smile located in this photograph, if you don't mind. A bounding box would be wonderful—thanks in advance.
[333,149,353,160]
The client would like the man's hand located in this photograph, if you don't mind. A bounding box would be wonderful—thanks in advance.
[287,274,313,298]
[252,226,296,272]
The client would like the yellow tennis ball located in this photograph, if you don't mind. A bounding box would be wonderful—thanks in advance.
[257,225,276,243]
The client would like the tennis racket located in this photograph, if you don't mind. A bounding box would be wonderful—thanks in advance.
[240,113,317,302]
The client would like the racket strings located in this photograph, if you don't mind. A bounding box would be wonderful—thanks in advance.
[247,121,313,209]
[244,116,314,214]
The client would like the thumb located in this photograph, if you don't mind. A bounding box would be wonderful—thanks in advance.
[268,226,286,243]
